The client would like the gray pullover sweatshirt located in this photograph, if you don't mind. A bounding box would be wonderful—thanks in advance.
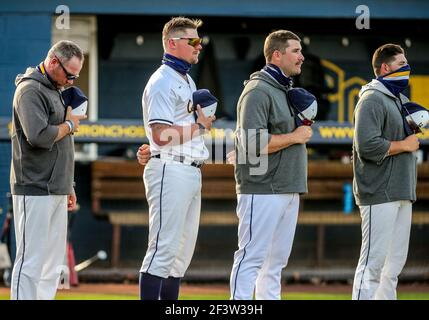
[235,71,307,194]
[353,79,417,206]
[10,67,75,195]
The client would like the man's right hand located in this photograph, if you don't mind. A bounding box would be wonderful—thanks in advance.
[292,126,313,144]
[66,106,87,133]
[196,105,216,131]
[402,134,420,152]
[387,134,419,157]
[264,125,313,154]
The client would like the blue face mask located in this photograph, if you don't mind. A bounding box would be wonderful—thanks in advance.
[377,64,411,96]
[262,63,293,88]
[162,53,191,75]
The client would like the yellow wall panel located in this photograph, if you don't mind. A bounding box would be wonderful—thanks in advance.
[410,76,429,108]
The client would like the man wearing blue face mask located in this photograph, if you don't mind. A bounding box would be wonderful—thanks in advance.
[139,16,215,301]
[230,30,313,300]
[352,44,420,300]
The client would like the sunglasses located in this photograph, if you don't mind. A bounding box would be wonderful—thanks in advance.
[170,37,203,47]
[55,55,79,80]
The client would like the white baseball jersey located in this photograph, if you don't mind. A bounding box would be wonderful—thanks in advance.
[140,64,205,279]
[142,64,209,161]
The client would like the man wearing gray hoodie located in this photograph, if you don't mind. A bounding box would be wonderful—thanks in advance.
[352,44,419,300]
[10,40,86,300]
[229,30,313,300]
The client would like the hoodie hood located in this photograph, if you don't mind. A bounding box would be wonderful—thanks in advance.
[15,66,57,90]
[244,70,290,93]
[359,79,399,100]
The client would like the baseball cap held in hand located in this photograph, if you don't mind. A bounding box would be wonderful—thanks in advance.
[188,89,218,117]
[287,87,318,126]
[402,102,429,135]
[62,86,88,116]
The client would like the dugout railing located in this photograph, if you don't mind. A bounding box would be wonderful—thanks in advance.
[91,158,429,267]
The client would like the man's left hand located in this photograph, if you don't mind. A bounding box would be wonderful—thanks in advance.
[68,189,77,212]
[137,144,151,166]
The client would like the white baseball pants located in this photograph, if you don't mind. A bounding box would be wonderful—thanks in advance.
[230,193,299,300]
[11,195,68,300]
[352,200,412,300]
[140,157,201,278]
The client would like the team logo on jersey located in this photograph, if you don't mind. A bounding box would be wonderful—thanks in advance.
[187,100,195,113]
[187,89,218,117]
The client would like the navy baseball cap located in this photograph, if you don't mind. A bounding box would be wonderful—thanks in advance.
[402,102,429,135]
[189,89,218,117]
[62,86,88,116]
[287,88,318,126]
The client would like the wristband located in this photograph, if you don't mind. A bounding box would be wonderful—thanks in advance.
[197,122,206,131]
[65,120,74,134]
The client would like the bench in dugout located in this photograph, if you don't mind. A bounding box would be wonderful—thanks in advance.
[91,158,236,267]
[91,158,429,267]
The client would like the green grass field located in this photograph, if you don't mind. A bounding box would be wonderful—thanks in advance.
[1,292,429,300]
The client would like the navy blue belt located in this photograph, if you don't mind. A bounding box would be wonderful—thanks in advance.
[152,154,204,168]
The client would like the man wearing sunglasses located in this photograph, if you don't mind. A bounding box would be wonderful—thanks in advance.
[55,54,80,81]
[139,17,215,300]
[10,40,86,300]
[352,44,420,300]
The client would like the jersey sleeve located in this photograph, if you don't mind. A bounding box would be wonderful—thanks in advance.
[145,84,175,126]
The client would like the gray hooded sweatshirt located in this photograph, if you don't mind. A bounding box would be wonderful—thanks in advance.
[10,67,75,195]
[352,79,417,206]
[235,71,307,194]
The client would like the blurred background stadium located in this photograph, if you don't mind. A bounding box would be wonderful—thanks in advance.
[1,0,429,288]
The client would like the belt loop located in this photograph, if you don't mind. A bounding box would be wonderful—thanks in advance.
[152,154,203,168]
[191,161,203,168]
